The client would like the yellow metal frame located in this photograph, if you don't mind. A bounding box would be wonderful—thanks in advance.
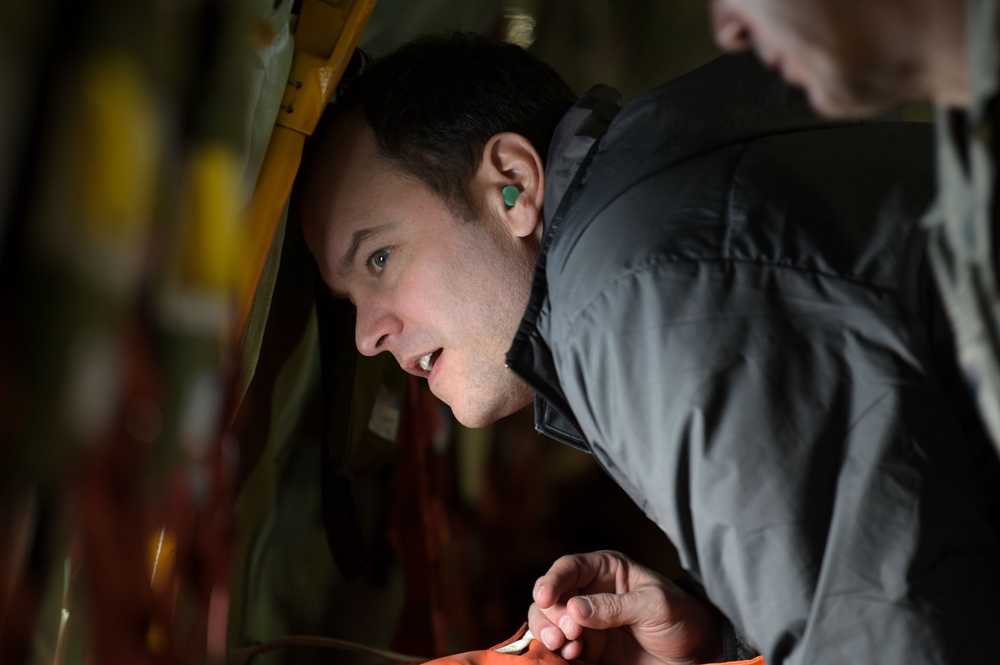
[236,0,377,341]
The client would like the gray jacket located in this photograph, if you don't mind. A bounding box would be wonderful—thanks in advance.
[507,54,1000,665]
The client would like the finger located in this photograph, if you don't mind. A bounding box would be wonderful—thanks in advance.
[527,602,566,651]
[567,585,672,630]
[559,639,583,661]
[533,551,625,607]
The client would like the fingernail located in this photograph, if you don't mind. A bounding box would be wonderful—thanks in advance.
[540,627,557,649]
[558,616,573,634]
[574,596,594,619]
[534,584,544,601]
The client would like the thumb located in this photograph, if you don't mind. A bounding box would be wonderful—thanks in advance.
[568,588,661,630]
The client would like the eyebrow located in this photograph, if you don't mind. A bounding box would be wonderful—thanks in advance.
[337,223,392,277]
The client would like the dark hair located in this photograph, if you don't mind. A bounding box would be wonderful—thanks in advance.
[324,32,578,219]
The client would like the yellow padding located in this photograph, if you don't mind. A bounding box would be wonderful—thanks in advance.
[78,56,160,243]
[183,143,242,292]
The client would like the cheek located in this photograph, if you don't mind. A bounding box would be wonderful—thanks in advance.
[399,253,481,333]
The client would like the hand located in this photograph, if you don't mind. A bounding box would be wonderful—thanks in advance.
[527,550,723,665]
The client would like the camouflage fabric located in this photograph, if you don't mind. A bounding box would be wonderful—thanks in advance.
[927,0,1000,450]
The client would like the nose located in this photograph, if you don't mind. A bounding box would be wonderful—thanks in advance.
[710,1,754,52]
[354,296,402,357]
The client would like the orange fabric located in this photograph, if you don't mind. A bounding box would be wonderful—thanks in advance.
[418,624,581,665]
[419,624,767,665]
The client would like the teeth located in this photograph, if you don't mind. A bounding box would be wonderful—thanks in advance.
[419,353,434,372]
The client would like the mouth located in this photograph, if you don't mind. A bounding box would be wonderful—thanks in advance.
[416,349,442,375]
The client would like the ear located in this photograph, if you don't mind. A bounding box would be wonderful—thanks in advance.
[474,132,545,241]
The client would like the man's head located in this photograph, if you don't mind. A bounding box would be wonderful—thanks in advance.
[299,33,577,427]
[709,0,968,117]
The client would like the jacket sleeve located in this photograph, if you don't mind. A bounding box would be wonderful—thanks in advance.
[674,572,759,661]
[553,256,1000,665]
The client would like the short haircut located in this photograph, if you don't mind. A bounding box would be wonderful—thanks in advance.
[314,31,578,219]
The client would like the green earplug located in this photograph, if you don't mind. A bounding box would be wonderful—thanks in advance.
[502,185,520,208]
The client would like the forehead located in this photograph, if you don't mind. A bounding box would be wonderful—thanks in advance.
[301,113,398,252]
[300,111,468,287]
[303,111,383,224]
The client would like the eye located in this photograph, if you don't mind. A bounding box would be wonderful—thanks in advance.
[367,247,390,274]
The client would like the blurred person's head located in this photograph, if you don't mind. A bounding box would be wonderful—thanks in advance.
[709,0,969,117]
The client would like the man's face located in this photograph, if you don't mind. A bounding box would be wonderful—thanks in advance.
[302,114,540,428]
[710,0,928,117]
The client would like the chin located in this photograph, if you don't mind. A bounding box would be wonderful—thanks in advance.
[451,410,500,430]
[804,71,906,119]
[807,88,883,118]
[447,391,534,429]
